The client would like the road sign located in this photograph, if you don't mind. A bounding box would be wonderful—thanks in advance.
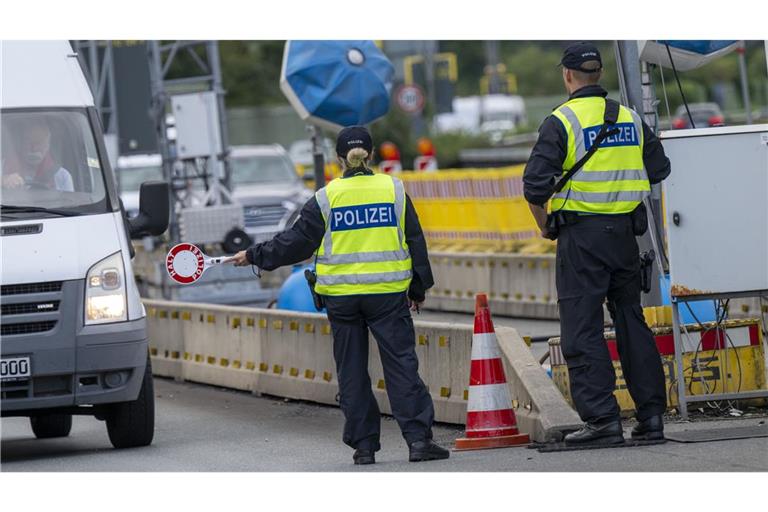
[166,243,233,285]
[395,84,425,114]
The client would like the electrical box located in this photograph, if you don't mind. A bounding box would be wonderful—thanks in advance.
[661,124,768,298]
[179,204,244,245]
[171,91,222,159]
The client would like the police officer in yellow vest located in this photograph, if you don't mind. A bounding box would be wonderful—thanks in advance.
[523,43,670,446]
[230,126,449,464]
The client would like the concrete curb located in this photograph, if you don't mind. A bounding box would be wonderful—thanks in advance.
[496,326,582,441]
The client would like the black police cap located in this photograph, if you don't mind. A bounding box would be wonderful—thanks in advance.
[335,126,373,159]
[560,42,603,72]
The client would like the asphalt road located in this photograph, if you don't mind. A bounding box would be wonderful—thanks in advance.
[3,378,767,472]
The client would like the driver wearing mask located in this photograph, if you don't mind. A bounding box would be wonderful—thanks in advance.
[1,119,74,192]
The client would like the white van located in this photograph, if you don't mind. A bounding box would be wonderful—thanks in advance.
[1,41,169,448]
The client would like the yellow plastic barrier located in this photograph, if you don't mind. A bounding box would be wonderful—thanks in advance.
[396,166,540,252]
[549,319,767,415]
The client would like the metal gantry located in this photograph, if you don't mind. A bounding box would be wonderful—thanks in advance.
[72,40,121,184]
[146,40,235,243]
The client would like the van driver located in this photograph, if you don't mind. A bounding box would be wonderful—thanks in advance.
[1,119,74,192]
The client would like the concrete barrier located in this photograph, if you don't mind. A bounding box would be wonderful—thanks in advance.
[144,299,581,442]
[426,251,765,321]
[428,252,559,319]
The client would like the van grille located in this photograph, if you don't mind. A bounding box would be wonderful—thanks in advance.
[1,281,64,337]
[1,281,62,296]
[1,301,60,316]
[1,321,57,336]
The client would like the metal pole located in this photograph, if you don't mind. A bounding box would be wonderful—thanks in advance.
[147,41,179,247]
[485,40,501,94]
[87,43,101,110]
[615,41,663,306]
[671,299,688,420]
[207,41,232,194]
[104,42,119,137]
[737,41,753,125]
[423,41,436,127]
[310,125,326,191]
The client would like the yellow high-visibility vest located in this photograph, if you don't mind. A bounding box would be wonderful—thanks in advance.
[551,96,650,214]
[314,173,412,296]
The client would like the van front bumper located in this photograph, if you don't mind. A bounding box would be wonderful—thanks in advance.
[1,316,148,414]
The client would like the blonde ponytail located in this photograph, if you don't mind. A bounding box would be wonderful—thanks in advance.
[345,147,369,168]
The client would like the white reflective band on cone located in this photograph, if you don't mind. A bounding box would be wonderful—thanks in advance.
[470,332,502,360]
[467,383,513,412]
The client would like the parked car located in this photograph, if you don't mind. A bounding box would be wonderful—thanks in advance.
[288,137,341,184]
[230,144,313,243]
[671,102,725,129]
[115,153,163,218]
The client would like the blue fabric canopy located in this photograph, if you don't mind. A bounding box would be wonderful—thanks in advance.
[640,40,740,71]
[657,40,738,55]
[280,41,394,131]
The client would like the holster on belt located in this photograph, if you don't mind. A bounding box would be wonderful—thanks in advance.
[304,269,325,311]
[639,249,655,294]
[544,211,579,240]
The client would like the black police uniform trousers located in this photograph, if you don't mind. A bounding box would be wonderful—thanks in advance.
[556,213,666,424]
[324,292,434,451]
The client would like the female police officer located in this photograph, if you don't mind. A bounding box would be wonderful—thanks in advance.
[229,126,449,465]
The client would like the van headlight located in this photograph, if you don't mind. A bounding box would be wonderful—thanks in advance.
[85,252,127,325]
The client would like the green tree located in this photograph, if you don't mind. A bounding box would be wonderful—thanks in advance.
[369,107,416,165]
[219,41,286,107]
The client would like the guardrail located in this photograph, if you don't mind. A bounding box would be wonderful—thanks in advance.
[144,299,582,442]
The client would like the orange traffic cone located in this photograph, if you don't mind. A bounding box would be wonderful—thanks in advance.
[454,294,530,450]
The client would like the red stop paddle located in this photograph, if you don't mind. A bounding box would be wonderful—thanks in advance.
[165,243,234,285]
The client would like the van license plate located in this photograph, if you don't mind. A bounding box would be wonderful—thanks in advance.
[1,357,31,382]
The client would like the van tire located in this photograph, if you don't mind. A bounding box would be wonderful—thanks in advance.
[105,356,155,449]
[30,414,72,439]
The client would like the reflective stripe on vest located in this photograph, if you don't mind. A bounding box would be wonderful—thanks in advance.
[551,97,650,214]
[314,174,412,296]
[316,269,413,286]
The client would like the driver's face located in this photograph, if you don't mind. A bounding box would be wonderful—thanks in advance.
[21,124,51,168]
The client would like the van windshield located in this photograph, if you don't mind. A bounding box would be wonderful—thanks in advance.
[1,109,109,217]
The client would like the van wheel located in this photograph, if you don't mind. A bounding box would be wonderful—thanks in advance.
[106,356,155,449]
[30,414,72,439]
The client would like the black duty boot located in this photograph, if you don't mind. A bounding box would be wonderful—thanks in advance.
[631,415,664,441]
[408,440,450,462]
[564,420,624,446]
[353,449,375,465]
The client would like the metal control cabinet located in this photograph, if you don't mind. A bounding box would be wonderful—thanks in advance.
[661,125,768,298]
[660,124,768,419]
[171,91,223,159]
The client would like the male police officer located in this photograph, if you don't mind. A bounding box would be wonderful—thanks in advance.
[523,43,670,446]
[229,126,449,464]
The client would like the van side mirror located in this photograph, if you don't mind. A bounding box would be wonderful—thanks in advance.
[128,181,170,239]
